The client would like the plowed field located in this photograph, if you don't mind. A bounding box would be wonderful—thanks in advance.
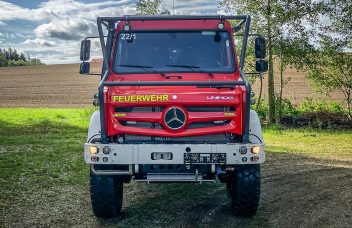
[0,63,344,108]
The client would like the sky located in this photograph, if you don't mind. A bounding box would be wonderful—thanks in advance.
[0,0,224,64]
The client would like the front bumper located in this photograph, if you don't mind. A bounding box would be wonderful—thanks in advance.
[84,143,265,165]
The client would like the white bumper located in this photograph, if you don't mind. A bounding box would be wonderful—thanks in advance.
[84,143,265,165]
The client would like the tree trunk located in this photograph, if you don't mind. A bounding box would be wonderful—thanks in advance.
[267,0,275,124]
[278,34,284,123]
[347,91,351,119]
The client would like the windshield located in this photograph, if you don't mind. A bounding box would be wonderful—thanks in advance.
[113,31,235,74]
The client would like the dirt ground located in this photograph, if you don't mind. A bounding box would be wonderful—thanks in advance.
[78,153,349,227]
[0,64,101,108]
[0,63,345,108]
[2,151,351,228]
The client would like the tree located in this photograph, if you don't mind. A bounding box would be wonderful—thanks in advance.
[12,49,19,61]
[305,37,351,117]
[0,48,44,67]
[0,50,7,67]
[136,0,170,15]
[19,53,26,61]
[219,0,324,124]
[287,0,352,117]
[322,0,351,48]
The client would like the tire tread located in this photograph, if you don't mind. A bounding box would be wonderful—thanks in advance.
[90,174,123,218]
[228,164,260,217]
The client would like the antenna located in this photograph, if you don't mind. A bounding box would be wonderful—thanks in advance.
[173,0,175,15]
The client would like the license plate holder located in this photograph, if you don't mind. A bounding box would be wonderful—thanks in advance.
[184,153,226,164]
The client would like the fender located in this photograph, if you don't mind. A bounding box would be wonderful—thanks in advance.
[87,111,101,143]
[249,110,264,144]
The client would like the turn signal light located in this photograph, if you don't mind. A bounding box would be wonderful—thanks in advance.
[250,146,260,154]
[251,156,259,162]
[89,146,99,154]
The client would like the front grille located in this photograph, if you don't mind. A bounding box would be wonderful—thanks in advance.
[115,107,164,112]
[187,120,231,129]
[114,105,236,142]
[120,121,163,129]
[115,106,234,113]
[124,133,231,143]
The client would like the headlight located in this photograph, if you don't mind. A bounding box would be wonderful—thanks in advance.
[250,146,260,154]
[89,146,99,154]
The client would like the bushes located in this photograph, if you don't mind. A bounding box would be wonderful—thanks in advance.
[0,48,44,67]
[7,59,44,67]
[281,111,351,129]
[254,97,299,121]
[253,98,351,129]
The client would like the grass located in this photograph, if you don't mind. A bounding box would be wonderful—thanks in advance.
[264,127,352,159]
[0,108,351,227]
[0,109,92,211]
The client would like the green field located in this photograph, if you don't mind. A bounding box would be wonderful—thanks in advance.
[0,108,351,227]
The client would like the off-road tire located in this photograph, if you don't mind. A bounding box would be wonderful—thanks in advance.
[90,173,123,218]
[227,164,260,217]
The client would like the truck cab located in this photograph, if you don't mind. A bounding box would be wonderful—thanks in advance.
[80,15,267,218]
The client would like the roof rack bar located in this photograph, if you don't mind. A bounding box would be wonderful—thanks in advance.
[103,81,246,87]
[98,15,247,21]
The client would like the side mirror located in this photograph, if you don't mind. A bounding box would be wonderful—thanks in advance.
[256,59,268,72]
[255,37,266,59]
[80,40,91,61]
[79,62,90,74]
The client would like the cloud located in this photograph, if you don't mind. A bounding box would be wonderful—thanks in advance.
[35,19,95,40]
[23,38,56,47]
[0,0,136,22]
[0,0,221,64]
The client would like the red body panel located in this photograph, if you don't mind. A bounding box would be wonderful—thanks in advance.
[104,19,246,138]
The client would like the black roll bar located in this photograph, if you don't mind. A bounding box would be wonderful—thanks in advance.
[96,15,252,143]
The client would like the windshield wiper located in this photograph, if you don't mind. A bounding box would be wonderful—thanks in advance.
[118,64,166,78]
[118,64,154,68]
[165,64,214,78]
[165,64,200,69]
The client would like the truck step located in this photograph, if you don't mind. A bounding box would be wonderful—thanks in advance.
[135,173,215,183]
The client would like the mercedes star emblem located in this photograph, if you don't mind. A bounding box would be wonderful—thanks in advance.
[164,107,187,130]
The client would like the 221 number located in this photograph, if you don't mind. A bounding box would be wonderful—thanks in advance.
[121,33,136,40]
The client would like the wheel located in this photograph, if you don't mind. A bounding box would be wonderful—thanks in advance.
[90,172,123,218]
[227,164,260,217]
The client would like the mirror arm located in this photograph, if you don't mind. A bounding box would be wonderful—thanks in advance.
[97,18,108,72]
[233,19,246,32]
[239,15,251,70]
